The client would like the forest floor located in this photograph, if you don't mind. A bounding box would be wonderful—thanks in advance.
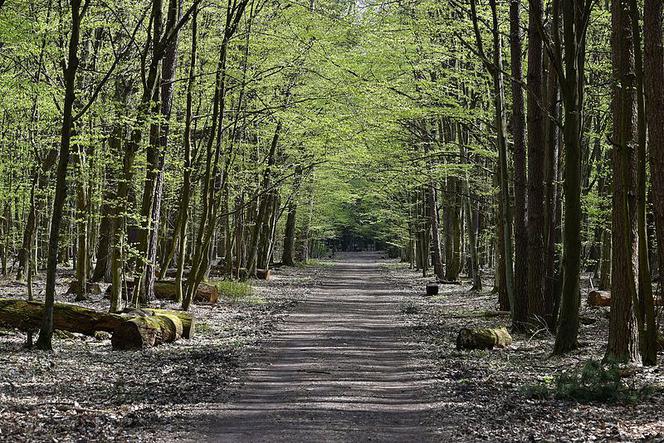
[0,265,317,441]
[0,254,664,441]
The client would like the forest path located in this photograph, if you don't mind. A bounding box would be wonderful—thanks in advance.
[202,252,440,442]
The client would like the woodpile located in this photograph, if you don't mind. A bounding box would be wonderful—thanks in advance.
[456,326,512,350]
[0,299,195,350]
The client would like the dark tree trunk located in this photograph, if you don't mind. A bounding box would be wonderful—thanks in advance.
[605,0,640,364]
[36,0,83,350]
[509,0,528,329]
[526,0,546,326]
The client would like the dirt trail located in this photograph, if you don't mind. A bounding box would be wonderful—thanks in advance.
[202,252,439,442]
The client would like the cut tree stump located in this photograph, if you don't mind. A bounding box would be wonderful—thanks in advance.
[0,299,124,336]
[456,326,512,350]
[153,280,219,304]
[587,290,611,307]
[256,269,271,280]
[66,281,102,296]
[425,283,439,296]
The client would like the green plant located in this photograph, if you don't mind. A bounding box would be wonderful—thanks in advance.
[400,301,419,314]
[523,360,651,404]
[214,280,253,300]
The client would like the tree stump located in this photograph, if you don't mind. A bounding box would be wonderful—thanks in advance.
[588,290,611,307]
[426,283,439,296]
[256,269,271,280]
[456,326,512,350]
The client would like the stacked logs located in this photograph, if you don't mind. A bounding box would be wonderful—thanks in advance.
[0,299,195,350]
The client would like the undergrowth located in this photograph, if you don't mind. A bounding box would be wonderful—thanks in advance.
[214,280,253,300]
[523,360,653,404]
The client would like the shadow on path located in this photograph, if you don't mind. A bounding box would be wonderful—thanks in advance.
[199,252,440,442]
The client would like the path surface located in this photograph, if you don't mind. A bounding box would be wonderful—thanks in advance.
[203,252,439,442]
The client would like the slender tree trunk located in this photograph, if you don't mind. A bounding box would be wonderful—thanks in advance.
[543,43,561,330]
[35,0,83,350]
[510,0,528,329]
[282,166,302,266]
[630,0,657,365]
[526,0,546,326]
[553,0,587,354]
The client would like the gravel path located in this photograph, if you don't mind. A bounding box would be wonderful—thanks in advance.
[201,252,439,442]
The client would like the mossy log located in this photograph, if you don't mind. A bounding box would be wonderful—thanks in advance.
[0,299,194,350]
[111,314,184,350]
[587,290,611,307]
[0,299,124,335]
[141,308,194,339]
[153,280,219,304]
[456,326,512,350]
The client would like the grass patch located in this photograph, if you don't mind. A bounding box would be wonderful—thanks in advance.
[213,280,266,305]
[195,322,212,335]
[400,301,419,314]
[523,360,652,404]
[298,259,334,268]
[214,280,253,299]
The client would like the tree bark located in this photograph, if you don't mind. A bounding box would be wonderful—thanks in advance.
[526,0,546,326]
[35,0,83,350]
[510,0,528,330]
[605,0,641,364]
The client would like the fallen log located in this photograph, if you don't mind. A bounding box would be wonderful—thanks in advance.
[136,308,195,339]
[456,326,512,350]
[0,299,124,336]
[111,313,183,350]
[154,280,219,304]
[588,290,611,307]
[0,299,195,350]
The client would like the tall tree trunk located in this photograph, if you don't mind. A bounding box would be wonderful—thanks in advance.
[282,166,303,266]
[526,0,546,326]
[643,0,664,352]
[629,0,657,365]
[510,0,528,329]
[553,0,587,355]
[606,0,640,364]
[35,0,83,350]
[543,41,561,330]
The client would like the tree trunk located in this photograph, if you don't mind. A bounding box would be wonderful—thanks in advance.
[526,0,546,326]
[643,0,664,363]
[553,0,587,355]
[605,0,641,364]
[509,0,528,330]
[35,0,83,350]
